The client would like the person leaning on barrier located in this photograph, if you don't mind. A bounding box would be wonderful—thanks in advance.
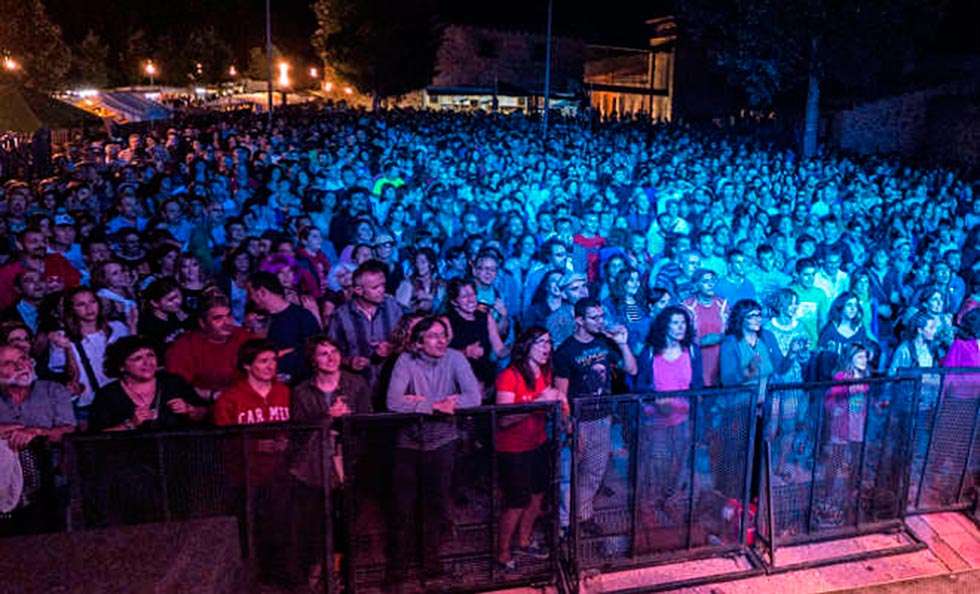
[0,344,76,535]
[494,326,564,571]
[88,336,208,432]
[289,334,372,590]
[385,315,481,581]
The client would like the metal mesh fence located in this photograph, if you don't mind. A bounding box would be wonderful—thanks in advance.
[761,376,919,548]
[63,425,335,592]
[339,403,561,594]
[569,388,757,572]
[908,369,980,514]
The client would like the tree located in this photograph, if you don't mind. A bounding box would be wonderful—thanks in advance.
[312,0,442,102]
[69,30,109,88]
[675,0,946,157]
[162,27,234,84]
[247,45,283,82]
[0,0,71,90]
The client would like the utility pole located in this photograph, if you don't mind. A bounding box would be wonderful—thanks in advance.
[542,0,554,138]
[265,0,273,124]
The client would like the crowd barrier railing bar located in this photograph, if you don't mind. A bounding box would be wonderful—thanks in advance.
[337,402,562,594]
[757,374,928,572]
[564,388,766,591]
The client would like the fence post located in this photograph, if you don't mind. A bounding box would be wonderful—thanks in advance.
[321,425,334,594]
[853,387,876,529]
[739,389,759,545]
[490,407,499,583]
[628,398,642,561]
[340,419,357,594]
[915,373,946,510]
[764,439,777,566]
[805,385,826,535]
[685,392,700,550]
[156,435,171,522]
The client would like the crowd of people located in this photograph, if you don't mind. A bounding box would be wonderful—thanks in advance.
[1,104,979,585]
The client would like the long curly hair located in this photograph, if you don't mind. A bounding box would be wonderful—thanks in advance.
[647,306,696,354]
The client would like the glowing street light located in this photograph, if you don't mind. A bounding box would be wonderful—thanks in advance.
[309,67,318,78]
[343,86,353,95]
[323,81,334,92]
[228,65,238,77]
[144,61,157,86]
[277,61,290,88]
[3,57,19,72]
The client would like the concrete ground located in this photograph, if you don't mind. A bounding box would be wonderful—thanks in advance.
[486,512,979,594]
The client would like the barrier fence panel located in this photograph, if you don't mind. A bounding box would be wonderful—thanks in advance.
[567,388,762,585]
[758,375,924,570]
[0,440,61,537]
[62,425,335,592]
[339,403,561,594]
[907,368,980,515]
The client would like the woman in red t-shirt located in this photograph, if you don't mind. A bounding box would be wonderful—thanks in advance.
[494,326,564,570]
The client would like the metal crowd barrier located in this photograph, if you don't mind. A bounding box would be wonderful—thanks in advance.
[337,402,562,594]
[61,424,336,593]
[4,369,978,592]
[564,388,765,591]
[904,368,980,516]
[757,375,926,571]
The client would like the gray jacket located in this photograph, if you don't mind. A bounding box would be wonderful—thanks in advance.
[386,349,481,450]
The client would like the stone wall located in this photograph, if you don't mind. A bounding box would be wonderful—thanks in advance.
[828,79,980,168]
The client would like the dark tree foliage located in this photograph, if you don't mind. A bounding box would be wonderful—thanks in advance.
[69,30,110,88]
[312,0,443,100]
[675,0,947,156]
[0,0,72,90]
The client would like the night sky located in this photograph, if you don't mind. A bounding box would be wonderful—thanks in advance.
[43,0,979,65]
[44,0,669,63]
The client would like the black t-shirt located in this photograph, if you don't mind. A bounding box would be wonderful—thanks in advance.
[138,313,189,348]
[267,303,320,382]
[88,371,207,432]
[553,334,622,421]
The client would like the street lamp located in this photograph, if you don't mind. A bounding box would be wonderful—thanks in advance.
[277,62,290,88]
[309,67,318,79]
[3,57,19,72]
[144,61,157,86]
[277,61,290,106]
[228,65,237,77]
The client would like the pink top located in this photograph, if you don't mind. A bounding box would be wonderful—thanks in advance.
[825,371,869,444]
[646,351,692,428]
[941,339,980,399]
[652,350,693,392]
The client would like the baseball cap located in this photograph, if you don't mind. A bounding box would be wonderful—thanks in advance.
[54,213,75,226]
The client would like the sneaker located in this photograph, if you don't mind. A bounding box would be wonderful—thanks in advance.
[495,558,517,572]
[514,543,550,560]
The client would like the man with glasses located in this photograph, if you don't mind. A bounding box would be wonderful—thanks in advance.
[0,345,76,535]
[554,298,636,535]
